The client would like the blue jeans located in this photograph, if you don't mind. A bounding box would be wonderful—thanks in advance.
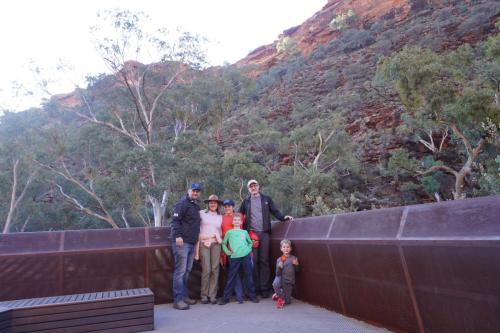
[234,273,244,300]
[172,243,195,303]
[223,254,256,300]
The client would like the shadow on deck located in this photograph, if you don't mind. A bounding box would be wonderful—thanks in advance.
[146,298,389,333]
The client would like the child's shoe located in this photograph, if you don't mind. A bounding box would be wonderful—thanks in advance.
[276,297,285,309]
[272,293,278,301]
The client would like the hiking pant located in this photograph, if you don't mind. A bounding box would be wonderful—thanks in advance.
[200,242,221,301]
[272,276,294,304]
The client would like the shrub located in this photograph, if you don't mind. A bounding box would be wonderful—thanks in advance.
[338,28,375,53]
[370,20,385,34]
[276,36,296,53]
[457,4,499,37]
[329,9,356,31]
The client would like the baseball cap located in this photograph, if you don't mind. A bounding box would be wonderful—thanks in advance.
[247,179,259,188]
[190,183,203,191]
[222,199,235,206]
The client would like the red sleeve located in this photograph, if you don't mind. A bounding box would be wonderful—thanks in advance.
[222,215,232,238]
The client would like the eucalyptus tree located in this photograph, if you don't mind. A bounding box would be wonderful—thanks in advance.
[0,110,41,233]
[376,35,500,199]
[60,10,207,226]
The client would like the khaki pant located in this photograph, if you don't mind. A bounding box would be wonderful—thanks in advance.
[200,242,221,301]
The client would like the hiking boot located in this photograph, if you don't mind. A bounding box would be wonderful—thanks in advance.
[250,297,259,303]
[173,301,190,310]
[200,297,209,304]
[184,297,197,305]
[210,298,218,305]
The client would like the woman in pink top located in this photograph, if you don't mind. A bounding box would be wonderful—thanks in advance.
[196,194,223,304]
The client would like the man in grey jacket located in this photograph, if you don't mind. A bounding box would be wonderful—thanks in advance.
[239,179,293,297]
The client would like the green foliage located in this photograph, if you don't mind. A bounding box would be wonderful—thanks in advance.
[376,34,500,198]
[386,149,419,181]
[276,36,297,53]
[338,29,375,53]
[329,9,356,31]
[420,175,440,195]
[456,2,500,37]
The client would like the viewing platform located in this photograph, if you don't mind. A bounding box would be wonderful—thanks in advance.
[148,298,389,333]
[1,195,499,332]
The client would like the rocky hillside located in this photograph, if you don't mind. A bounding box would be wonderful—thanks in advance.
[2,0,498,232]
[234,0,498,159]
[237,0,411,73]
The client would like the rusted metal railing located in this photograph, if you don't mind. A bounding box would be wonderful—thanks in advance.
[1,195,499,332]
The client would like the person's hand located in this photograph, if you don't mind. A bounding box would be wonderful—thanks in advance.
[194,253,199,261]
[278,261,284,269]
[284,215,293,221]
[292,257,299,265]
[175,237,184,247]
[215,233,222,244]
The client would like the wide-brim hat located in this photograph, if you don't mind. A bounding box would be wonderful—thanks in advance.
[204,194,223,204]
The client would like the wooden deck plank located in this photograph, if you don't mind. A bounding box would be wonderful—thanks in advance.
[4,292,153,310]
[33,317,152,333]
[11,303,152,325]
[11,297,154,318]
[10,295,153,317]
[90,323,155,333]
[3,288,154,333]
[11,310,152,332]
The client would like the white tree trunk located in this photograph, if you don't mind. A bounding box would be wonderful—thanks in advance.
[149,191,168,227]
[3,160,33,234]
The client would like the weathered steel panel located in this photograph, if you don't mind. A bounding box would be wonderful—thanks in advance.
[290,242,342,312]
[0,195,498,332]
[402,196,500,238]
[331,207,404,238]
[0,232,62,254]
[63,251,146,294]
[0,256,60,300]
[64,229,146,251]
[286,215,333,239]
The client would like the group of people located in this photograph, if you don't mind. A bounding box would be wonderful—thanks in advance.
[170,179,300,310]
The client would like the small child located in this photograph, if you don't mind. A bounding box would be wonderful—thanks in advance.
[272,239,300,307]
[218,214,259,305]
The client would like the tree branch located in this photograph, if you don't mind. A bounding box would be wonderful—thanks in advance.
[419,164,458,177]
[37,159,119,229]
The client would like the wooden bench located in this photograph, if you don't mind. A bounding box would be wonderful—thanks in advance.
[0,306,11,333]
[0,288,154,333]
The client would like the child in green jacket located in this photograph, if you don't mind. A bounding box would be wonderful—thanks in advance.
[218,214,259,305]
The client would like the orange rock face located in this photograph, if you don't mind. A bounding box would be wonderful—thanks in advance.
[51,92,82,108]
[236,0,411,76]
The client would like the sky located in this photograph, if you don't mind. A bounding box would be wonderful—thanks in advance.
[0,0,326,111]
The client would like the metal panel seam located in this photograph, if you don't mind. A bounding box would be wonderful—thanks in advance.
[326,214,336,239]
[397,207,409,239]
[326,215,346,315]
[398,244,425,333]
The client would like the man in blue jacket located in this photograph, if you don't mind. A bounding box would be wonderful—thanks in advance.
[171,183,202,310]
[239,179,293,298]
